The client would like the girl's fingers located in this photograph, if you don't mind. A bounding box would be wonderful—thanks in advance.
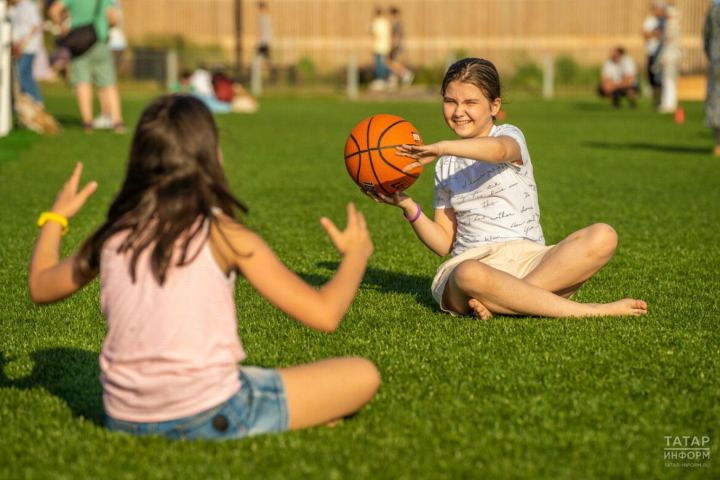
[376,191,393,203]
[402,161,421,173]
[319,216,340,241]
[356,210,367,231]
[77,181,98,203]
[346,202,358,229]
[67,162,83,191]
[362,189,381,203]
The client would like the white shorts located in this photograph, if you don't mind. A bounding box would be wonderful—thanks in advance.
[431,239,555,314]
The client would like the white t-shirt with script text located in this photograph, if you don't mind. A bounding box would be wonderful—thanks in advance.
[434,123,544,256]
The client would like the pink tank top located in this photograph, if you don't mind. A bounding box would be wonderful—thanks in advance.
[99,226,245,422]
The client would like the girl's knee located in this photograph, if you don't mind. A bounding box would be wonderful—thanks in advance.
[588,223,618,257]
[452,260,493,290]
[350,357,381,394]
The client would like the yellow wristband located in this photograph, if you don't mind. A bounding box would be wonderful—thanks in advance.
[37,211,69,235]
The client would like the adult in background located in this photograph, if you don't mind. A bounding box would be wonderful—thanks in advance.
[386,6,413,89]
[369,6,391,91]
[9,0,44,104]
[48,0,125,133]
[255,1,273,80]
[704,0,720,156]
[597,46,640,108]
[92,0,127,129]
[642,0,666,107]
[659,1,681,114]
[107,0,126,72]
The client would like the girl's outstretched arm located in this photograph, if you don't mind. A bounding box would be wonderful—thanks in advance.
[29,163,98,303]
[398,136,522,171]
[211,203,372,332]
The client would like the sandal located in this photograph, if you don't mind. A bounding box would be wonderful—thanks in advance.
[113,122,127,134]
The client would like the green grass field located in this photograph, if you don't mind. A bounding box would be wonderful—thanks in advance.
[1,89,718,479]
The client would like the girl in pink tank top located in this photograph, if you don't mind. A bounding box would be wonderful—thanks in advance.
[29,94,379,440]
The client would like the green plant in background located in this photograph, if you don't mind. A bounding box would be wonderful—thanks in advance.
[411,64,446,88]
[509,60,543,95]
[555,55,602,87]
[555,56,580,84]
[296,56,317,84]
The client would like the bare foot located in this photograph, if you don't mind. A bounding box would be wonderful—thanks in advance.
[588,298,648,317]
[468,298,493,320]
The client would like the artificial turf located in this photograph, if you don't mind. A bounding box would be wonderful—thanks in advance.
[0,89,718,479]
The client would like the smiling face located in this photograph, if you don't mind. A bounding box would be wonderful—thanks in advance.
[442,80,501,139]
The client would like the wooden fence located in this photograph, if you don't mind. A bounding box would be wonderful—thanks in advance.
[121,0,711,73]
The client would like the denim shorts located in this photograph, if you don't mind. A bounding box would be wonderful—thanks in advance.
[105,366,289,440]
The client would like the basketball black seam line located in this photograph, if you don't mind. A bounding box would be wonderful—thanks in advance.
[344,144,410,159]
[367,116,392,195]
[348,133,362,182]
[376,119,420,179]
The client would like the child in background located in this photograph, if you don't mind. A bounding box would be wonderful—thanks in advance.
[29,94,379,440]
[367,58,647,319]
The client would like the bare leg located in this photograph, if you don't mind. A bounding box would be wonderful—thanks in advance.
[279,357,380,430]
[443,260,647,318]
[466,224,619,318]
[524,223,618,298]
[98,85,124,126]
[75,83,93,126]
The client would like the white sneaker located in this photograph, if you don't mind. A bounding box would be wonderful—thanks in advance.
[388,74,399,90]
[369,79,388,92]
[92,115,113,130]
[402,72,414,87]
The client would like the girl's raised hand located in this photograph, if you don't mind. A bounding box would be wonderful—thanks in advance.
[397,142,444,172]
[51,162,98,219]
[320,203,373,259]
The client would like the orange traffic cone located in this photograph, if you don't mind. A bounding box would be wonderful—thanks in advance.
[674,106,685,124]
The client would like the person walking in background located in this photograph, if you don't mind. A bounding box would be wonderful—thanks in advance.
[369,6,391,91]
[597,46,640,108]
[92,0,127,130]
[48,0,125,133]
[386,6,413,89]
[642,0,666,107]
[256,1,272,60]
[255,1,273,79]
[107,0,126,74]
[9,0,44,104]
[658,1,681,114]
[704,0,720,156]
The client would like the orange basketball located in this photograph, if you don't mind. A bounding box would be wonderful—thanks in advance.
[344,114,424,195]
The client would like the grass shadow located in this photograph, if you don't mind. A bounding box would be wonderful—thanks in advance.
[303,262,438,312]
[0,348,103,424]
[51,115,85,128]
[582,140,709,155]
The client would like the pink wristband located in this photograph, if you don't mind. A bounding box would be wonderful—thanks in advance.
[404,203,422,223]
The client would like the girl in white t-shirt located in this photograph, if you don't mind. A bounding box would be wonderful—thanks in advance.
[368,58,647,319]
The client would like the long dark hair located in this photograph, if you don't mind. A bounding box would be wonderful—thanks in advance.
[75,94,247,285]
